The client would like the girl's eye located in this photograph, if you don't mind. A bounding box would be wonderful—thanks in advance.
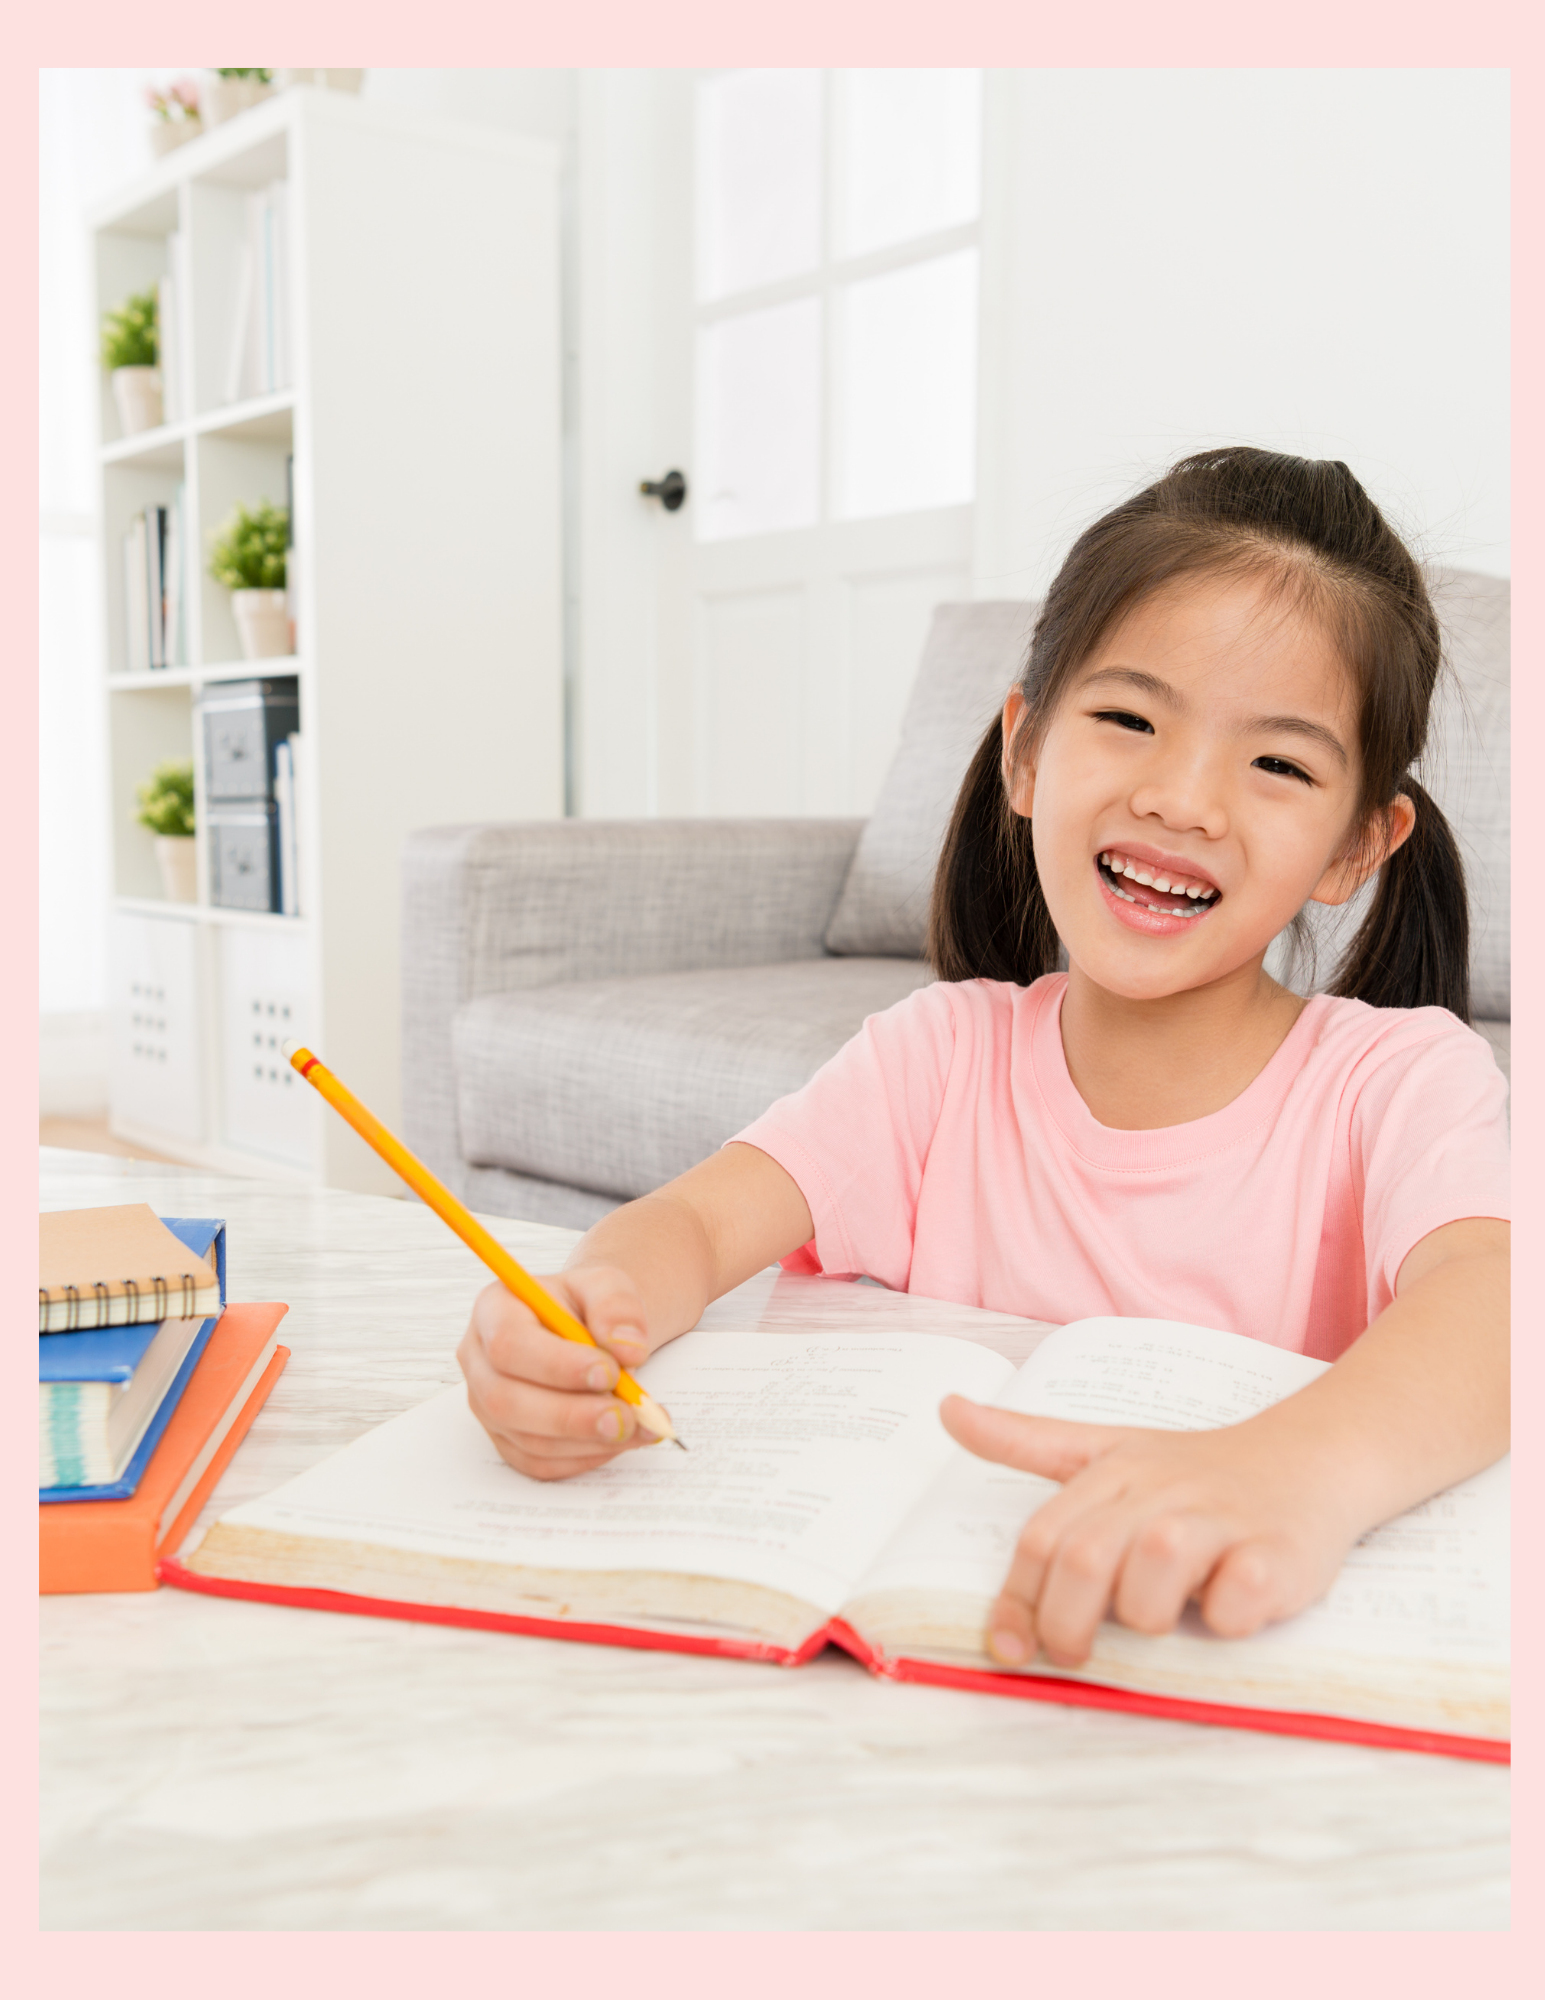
[1093,709,1153,734]
[1254,756,1313,784]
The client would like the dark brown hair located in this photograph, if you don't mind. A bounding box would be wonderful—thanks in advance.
[928,447,1470,1020]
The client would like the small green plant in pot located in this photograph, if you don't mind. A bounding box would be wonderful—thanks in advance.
[101,287,161,437]
[136,760,197,902]
[210,500,291,660]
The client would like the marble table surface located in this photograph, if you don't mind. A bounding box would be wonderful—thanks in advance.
[40,1150,1509,1931]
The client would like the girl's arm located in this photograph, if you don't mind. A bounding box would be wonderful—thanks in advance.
[941,1216,1509,1668]
[457,1143,813,1478]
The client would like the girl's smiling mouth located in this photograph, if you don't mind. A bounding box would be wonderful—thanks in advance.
[1096,848,1222,930]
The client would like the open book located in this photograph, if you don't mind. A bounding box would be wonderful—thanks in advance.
[166,1317,1509,1762]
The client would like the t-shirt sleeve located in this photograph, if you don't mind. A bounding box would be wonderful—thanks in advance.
[1352,1015,1510,1318]
[729,983,960,1288]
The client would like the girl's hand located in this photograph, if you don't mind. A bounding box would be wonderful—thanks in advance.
[457,1268,666,1481]
[938,1398,1361,1669]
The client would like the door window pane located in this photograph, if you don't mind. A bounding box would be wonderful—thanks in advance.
[836,69,983,259]
[697,297,822,541]
[834,248,978,520]
[697,70,823,302]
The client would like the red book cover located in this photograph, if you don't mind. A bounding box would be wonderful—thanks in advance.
[154,1560,1507,1764]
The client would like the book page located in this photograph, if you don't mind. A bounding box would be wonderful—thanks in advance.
[197,1328,1013,1618]
[848,1317,1509,1670]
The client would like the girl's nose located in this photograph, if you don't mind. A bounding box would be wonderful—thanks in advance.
[1128,761,1228,840]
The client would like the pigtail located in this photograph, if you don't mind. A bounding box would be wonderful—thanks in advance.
[1330,780,1471,1022]
[928,720,1060,985]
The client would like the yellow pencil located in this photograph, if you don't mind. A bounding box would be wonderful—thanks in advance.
[284,1042,682,1448]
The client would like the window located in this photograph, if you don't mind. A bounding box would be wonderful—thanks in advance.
[694,68,983,543]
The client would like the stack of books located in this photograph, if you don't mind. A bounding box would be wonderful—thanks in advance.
[39,1205,289,1592]
[122,492,186,673]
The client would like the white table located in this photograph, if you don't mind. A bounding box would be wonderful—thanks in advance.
[40,1150,1509,1930]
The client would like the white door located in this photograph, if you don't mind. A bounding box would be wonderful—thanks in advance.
[576,68,985,820]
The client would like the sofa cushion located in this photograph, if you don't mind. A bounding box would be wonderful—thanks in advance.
[455,958,935,1200]
[1424,569,1509,1019]
[824,601,1039,957]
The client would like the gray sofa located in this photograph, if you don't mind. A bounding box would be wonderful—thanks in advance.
[403,575,1509,1231]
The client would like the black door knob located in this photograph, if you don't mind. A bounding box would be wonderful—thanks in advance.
[639,469,688,511]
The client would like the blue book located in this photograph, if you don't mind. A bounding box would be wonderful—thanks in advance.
[39,1219,227,1503]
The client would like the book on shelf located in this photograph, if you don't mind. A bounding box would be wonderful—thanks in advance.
[162,486,185,667]
[225,180,292,404]
[145,500,164,668]
[274,733,302,916]
[41,1302,290,1594]
[167,1315,1510,1763]
[39,1206,224,1333]
[119,493,184,673]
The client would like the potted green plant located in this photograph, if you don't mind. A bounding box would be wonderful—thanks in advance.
[136,761,197,902]
[145,78,202,158]
[100,287,160,436]
[203,68,274,127]
[209,500,291,659]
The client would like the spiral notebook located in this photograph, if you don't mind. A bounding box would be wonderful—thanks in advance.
[39,1205,222,1332]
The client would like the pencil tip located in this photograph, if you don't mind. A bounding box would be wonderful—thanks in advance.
[672,1436,689,1451]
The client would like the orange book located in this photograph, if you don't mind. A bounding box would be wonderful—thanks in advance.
[40,1302,289,1594]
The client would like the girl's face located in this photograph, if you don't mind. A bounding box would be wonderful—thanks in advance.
[1006,570,1412,1004]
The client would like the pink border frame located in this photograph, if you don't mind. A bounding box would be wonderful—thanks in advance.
[14,6,1533,1987]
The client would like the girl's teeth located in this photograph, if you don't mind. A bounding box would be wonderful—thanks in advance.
[1100,851,1218,914]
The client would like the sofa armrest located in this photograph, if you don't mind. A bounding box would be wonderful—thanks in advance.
[401,818,866,1193]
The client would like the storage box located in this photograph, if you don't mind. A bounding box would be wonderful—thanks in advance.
[208,804,279,912]
[199,679,300,803]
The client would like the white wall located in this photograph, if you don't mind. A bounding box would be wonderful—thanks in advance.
[973,69,1510,600]
[39,68,202,1112]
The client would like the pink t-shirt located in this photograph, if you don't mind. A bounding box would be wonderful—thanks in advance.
[733,975,1510,1362]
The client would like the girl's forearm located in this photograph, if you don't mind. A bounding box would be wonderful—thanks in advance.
[561,1189,721,1342]
[1250,1229,1509,1532]
[558,1143,817,1347]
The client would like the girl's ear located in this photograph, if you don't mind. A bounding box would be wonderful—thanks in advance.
[1001,690,1035,818]
[1311,794,1418,907]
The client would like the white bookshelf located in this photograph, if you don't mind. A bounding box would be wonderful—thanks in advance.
[92,89,564,1194]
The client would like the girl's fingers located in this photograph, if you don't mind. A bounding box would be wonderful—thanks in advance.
[1111,1510,1232,1636]
[467,1352,639,1449]
[1198,1538,1290,1638]
[1025,1503,1140,1666]
[984,1478,1117,1664]
[940,1396,1124,1482]
[559,1268,660,1365]
[469,1285,621,1394]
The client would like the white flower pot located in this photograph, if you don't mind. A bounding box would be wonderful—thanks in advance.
[202,77,273,128]
[111,366,162,437]
[232,588,292,660]
[154,835,198,903]
[278,68,363,94]
[148,119,200,159]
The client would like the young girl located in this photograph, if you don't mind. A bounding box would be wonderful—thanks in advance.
[458,447,1510,1676]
